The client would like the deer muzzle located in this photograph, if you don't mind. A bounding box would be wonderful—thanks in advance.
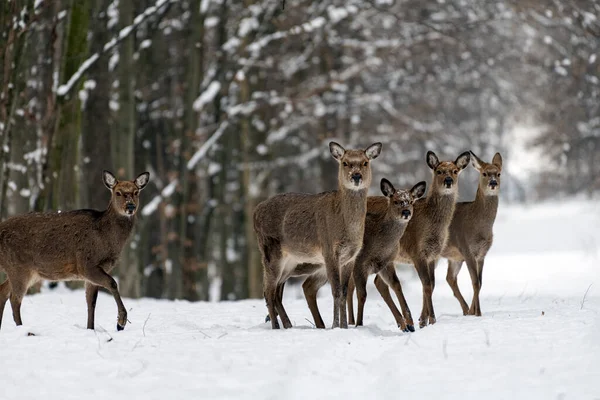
[489,179,498,189]
[351,173,362,186]
[444,176,453,188]
[125,202,136,214]
[401,209,411,219]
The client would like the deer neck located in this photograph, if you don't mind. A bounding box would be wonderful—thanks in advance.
[425,187,457,225]
[338,186,368,237]
[473,186,499,225]
[102,203,136,240]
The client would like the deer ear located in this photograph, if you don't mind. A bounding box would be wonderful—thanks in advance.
[365,142,382,160]
[470,151,484,171]
[134,172,150,190]
[492,152,503,169]
[426,151,439,170]
[329,142,345,161]
[103,170,117,190]
[455,151,471,171]
[380,178,395,197]
[411,181,427,199]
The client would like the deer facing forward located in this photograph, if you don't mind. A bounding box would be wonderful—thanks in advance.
[0,170,149,332]
[254,141,382,329]
[443,151,502,316]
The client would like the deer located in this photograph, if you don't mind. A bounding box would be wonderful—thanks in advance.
[0,170,150,332]
[442,151,502,317]
[345,178,426,331]
[253,141,382,329]
[376,151,471,329]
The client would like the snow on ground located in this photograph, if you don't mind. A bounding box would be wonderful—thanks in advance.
[1,200,599,400]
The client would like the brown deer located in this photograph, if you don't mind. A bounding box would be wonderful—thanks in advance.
[442,151,502,316]
[0,170,150,332]
[254,141,382,329]
[346,179,426,331]
[389,150,471,328]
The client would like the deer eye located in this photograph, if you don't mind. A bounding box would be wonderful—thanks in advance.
[436,170,442,175]
[343,162,348,167]
[453,170,458,174]
[134,190,139,196]
[482,173,487,177]
[363,161,368,167]
[116,191,122,196]
[497,173,501,177]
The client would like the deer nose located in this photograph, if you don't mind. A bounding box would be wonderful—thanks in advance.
[401,209,411,219]
[489,179,498,189]
[444,176,453,187]
[351,173,362,184]
[126,203,136,213]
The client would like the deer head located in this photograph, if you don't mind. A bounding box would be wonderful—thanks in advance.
[330,141,382,190]
[470,151,502,195]
[103,170,150,217]
[380,178,427,220]
[426,151,470,194]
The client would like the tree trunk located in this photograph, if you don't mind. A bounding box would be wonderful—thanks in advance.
[114,0,140,298]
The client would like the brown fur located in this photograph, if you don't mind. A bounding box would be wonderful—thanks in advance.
[0,170,150,331]
[254,141,382,329]
[346,179,426,331]
[390,150,471,328]
[443,151,502,316]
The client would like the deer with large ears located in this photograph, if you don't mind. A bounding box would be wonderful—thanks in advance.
[0,170,149,332]
[254,141,382,329]
[346,178,426,331]
[442,151,502,316]
[385,150,471,329]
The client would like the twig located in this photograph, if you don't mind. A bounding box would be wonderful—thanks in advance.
[143,313,151,337]
[580,283,593,310]
[198,330,211,339]
[217,332,228,339]
[304,318,316,328]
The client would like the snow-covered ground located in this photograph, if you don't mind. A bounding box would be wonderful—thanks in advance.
[1,200,599,400]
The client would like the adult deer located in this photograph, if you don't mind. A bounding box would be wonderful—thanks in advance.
[443,151,502,316]
[254,141,382,329]
[392,151,470,328]
[0,170,149,332]
[346,179,426,331]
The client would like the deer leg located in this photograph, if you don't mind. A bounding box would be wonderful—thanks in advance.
[338,262,354,329]
[325,254,341,329]
[266,281,286,323]
[354,268,368,327]
[446,260,469,315]
[9,276,29,327]
[83,266,128,331]
[378,265,413,332]
[372,274,405,331]
[302,273,327,329]
[0,279,11,330]
[414,261,432,328]
[347,274,356,326]
[474,258,485,316]
[274,281,292,329]
[465,257,480,316]
[85,282,100,330]
[426,261,437,325]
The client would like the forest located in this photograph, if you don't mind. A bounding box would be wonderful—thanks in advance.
[0,0,598,302]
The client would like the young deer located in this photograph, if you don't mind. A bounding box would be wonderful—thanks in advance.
[442,151,502,316]
[346,179,426,331]
[254,141,382,329]
[0,170,150,332]
[391,151,471,328]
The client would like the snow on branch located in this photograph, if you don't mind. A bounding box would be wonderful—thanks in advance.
[187,121,230,170]
[57,0,174,98]
[141,178,178,216]
[193,81,221,111]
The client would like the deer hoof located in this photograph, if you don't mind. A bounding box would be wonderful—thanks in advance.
[406,325,415,332]
[117,323,125,331]
[265,314,271,323]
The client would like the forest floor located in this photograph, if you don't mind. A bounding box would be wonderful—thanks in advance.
[0,200,599,400]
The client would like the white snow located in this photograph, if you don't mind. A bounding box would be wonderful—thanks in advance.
[187,121,230,170]
[0,200,599,399]
[192,81,221,111]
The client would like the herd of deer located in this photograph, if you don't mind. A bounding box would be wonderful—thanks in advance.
[254,142,502,331]
[0,141,501,334]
